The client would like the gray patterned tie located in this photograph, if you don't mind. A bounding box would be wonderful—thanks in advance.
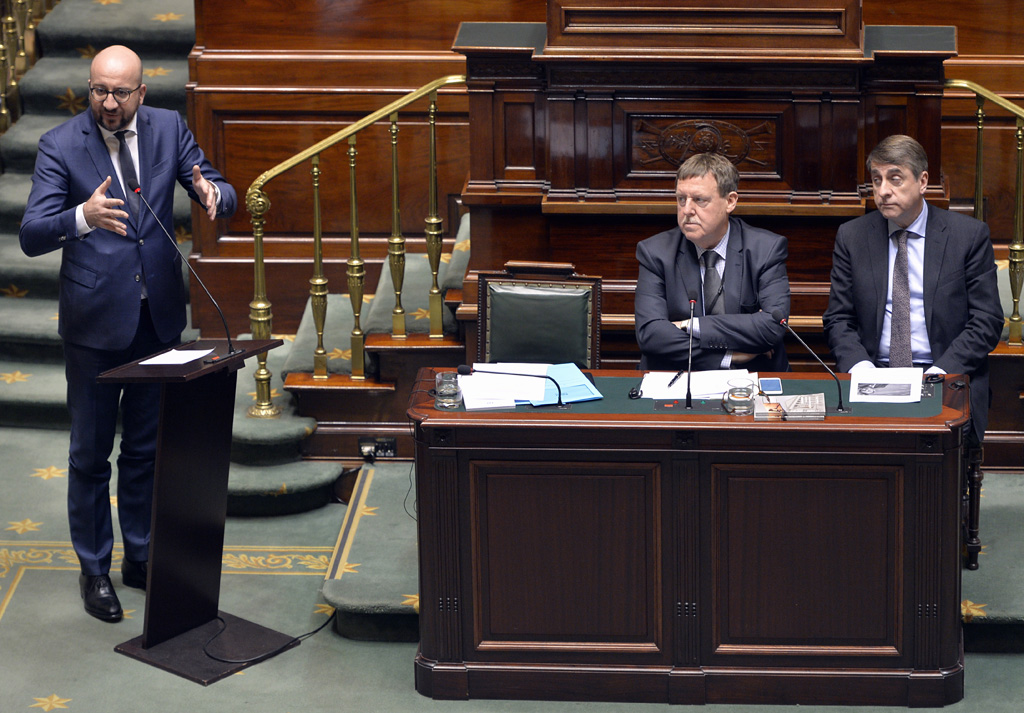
[115,130,140,218]
[702,251,724,316]
[889,229,912,368]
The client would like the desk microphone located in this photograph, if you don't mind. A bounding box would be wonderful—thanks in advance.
[128,179,243,360]
[772,311,846,413]
[666,295,697,409]
[457,364,568,408]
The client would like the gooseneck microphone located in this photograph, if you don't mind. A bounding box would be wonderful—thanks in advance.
[772,311,846,413]
[128,179,243,359]
[457,364,567,408]
[667,295,698,405]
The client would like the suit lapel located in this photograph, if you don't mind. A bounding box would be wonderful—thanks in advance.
[722,218,744,314]
[922,207,949,333]
[869,213,891,339]
[675,231,702,311]
[82,117,124,204]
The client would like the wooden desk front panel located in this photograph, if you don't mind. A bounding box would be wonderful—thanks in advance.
[412,396,964,705]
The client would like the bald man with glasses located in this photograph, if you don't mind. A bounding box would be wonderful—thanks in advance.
[20,45,237,623]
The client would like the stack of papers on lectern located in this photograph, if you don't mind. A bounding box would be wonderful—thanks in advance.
[459,363,603,410]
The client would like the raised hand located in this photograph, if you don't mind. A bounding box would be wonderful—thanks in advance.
[82,176,129,236]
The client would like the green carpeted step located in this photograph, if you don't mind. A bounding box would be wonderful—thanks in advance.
[0,358,68,428]
[17,56,191,117]
[962,471,1024,652]
[227,460,347,517]
[0,114,66,172]
[0,172,32,233]
[35,0,195,58]
[0,295,63,362]
[321,463,420,642]
[0,238,62,299]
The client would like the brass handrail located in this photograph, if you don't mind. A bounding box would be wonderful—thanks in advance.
[945,79,1023,346]
[244,74,466,416]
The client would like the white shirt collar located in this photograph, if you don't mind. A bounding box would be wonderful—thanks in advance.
[888,200,928,239]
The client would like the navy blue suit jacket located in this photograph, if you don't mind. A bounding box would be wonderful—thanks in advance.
[822,206,1003,440]
[635,216,791,373]
[20,106,237,351]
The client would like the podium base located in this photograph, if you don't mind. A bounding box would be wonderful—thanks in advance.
[115,611,299,685]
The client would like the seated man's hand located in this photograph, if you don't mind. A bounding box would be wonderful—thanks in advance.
[732,349,773,365]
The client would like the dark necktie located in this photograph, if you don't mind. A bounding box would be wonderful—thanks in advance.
[889,229,913,368]
[115,130,140,218]
[702,251,724,316]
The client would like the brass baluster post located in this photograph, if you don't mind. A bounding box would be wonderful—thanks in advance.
[1008,118,1024,345]
[388,111,407,337]
[424,90,444,337]
[245,180,281,418]
[347,137,366,378]
[310,155,329,378]
[12,0,26,76]
[0,41,10,132]
[2,14,20,122]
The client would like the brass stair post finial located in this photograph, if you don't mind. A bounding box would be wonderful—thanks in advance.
[388,111,407,338]
[347,137,366,378]
[246,179,281,418]
[424,90,443,338]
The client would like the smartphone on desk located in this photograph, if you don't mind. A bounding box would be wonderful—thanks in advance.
[758,377,783,395]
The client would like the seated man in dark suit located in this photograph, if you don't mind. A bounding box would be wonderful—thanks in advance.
[635,152,791,372]
[822,134,1003,444]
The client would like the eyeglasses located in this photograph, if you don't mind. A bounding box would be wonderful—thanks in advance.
[89,85,141,104]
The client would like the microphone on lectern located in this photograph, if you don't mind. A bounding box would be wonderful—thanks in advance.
[457,364,567,408]
[127,179,242,360]
[772,311,846,413]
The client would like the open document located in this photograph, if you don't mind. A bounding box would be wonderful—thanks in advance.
[638,369,755,400]
[459,363,603,410]
[849,367,923,403]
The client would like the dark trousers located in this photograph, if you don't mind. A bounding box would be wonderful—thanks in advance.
[63,300,179,575]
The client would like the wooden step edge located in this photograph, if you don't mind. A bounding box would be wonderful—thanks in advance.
[364,332,464,352]
[284,372,397,392]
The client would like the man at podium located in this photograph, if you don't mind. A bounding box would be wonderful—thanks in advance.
[634,152,791,373]
[19,45,238,622]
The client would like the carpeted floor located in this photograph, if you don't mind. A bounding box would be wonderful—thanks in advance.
[4,428,1024,712]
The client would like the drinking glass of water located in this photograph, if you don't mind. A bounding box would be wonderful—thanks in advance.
[434,371,463,409]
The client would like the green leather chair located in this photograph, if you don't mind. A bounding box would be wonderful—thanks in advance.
[476,261,601,368]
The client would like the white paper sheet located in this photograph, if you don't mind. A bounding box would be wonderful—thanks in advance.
[639,369,755,400]
[849,367,923,403]
[139,348,214,366]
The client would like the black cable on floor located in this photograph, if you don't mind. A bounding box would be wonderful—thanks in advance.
[202,610,338,665]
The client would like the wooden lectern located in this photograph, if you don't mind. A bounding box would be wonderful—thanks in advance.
[98,338,294,685]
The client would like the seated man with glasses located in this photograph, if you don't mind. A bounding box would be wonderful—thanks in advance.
[19,44,238,624]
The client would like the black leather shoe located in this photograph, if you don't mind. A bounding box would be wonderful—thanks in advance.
[79,574,123,622]
[121,558,148,590]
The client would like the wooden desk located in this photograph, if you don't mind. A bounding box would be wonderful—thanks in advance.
[409,370,968,707]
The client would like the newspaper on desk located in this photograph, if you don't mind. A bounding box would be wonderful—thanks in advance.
[849,367,924,403]
[753,392,826,421]
[638,369,756,400]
